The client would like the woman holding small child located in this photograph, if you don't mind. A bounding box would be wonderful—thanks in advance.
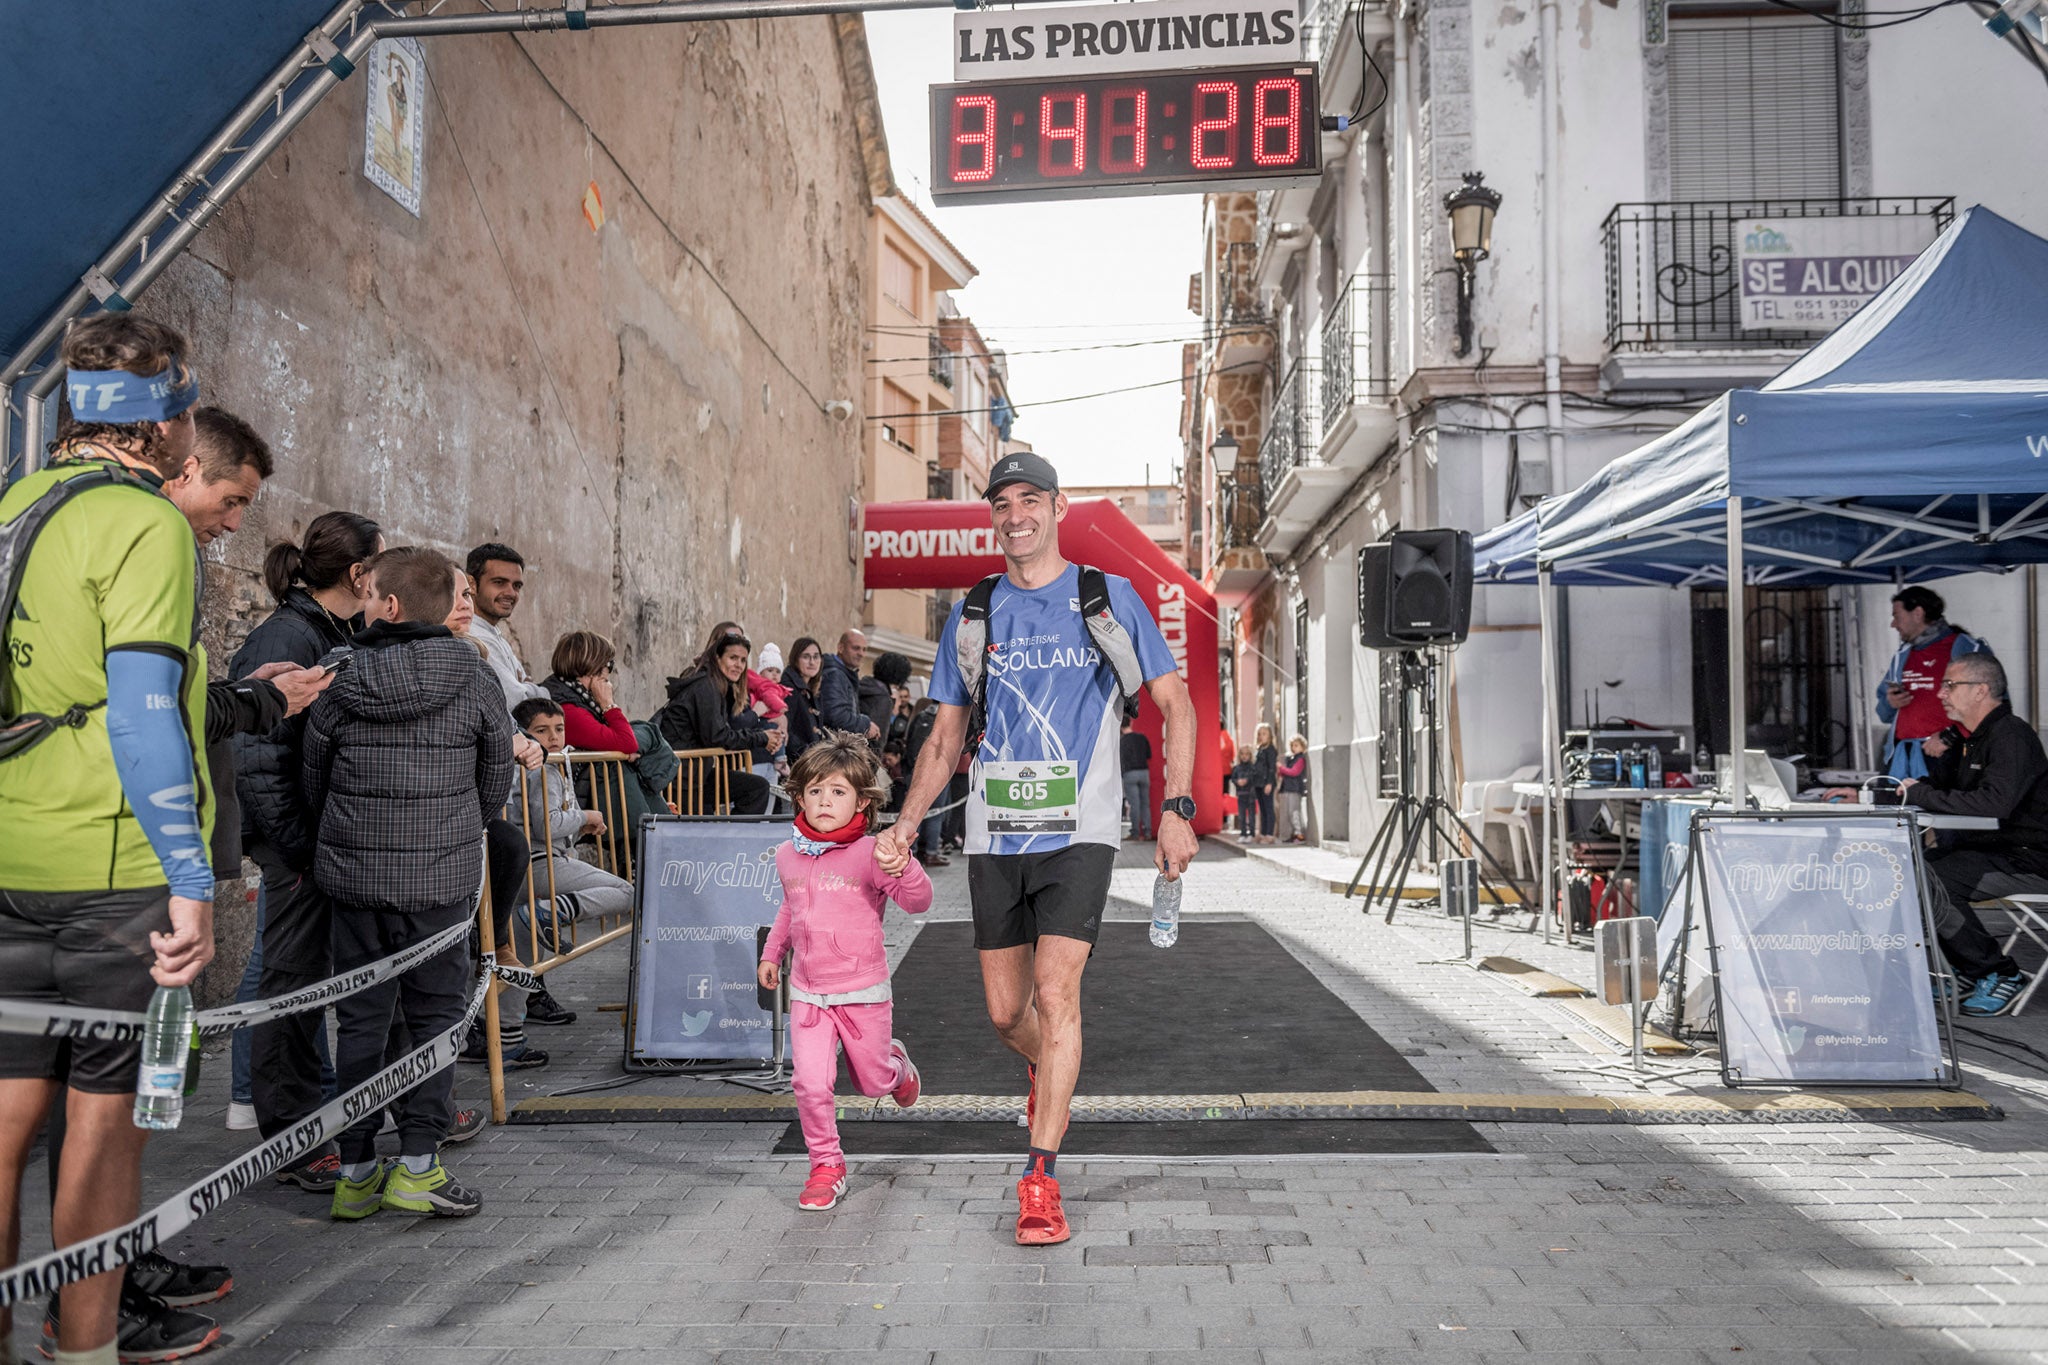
[654,625,777,814]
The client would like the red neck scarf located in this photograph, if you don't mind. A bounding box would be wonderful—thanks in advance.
[793,811,867,846]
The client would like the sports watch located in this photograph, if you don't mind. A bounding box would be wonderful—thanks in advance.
[1160,796,1197,823]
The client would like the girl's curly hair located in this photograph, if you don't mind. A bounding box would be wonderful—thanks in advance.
[784,731,890,817]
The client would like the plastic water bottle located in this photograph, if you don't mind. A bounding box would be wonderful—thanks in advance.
[134,985,193,1131]
[1150,873,1182,948]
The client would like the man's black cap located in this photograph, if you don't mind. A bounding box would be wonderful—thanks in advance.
[985,450,1059,501]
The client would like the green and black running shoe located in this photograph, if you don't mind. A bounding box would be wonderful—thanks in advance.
[382,1158,482,1217]
[330,1161,390,1221]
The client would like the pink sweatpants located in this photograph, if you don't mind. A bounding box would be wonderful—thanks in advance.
[790,999,906,1168]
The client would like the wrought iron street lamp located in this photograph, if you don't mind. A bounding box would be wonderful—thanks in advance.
[1444,171,1502,358]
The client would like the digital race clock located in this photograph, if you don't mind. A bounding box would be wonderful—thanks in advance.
[929,64,1322,205]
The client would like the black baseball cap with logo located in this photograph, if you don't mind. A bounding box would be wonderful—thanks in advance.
[984,450,1060,501]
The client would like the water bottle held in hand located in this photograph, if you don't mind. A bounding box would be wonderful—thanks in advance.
[134,985,192,1130]
[1150,873,1182,948]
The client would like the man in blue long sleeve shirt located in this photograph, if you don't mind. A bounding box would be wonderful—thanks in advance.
[0,315,222,1362]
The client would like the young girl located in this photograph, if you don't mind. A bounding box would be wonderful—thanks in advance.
[1253,723,1280,844]
[1277,733,1311,843]
[758,735,932,1210]
[1229,744,1259,838]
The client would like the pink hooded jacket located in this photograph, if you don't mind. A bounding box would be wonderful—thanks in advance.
[760,836,932,996]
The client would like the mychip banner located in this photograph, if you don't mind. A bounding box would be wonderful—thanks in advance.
[1695,812,1951,1085]
[628,817,785,1062]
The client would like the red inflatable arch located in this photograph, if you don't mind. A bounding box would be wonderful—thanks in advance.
[863,498,1223,837]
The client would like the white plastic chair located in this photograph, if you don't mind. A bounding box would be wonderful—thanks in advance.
[1457,764,1540,879]
[1972,894,2048,1017]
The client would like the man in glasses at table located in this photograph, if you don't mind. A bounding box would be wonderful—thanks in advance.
[1897,652,2043,1016]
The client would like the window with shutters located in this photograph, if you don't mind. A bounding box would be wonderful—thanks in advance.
[1667,11,1842,200]
[1292,597,1310,744]
[883,242,920,318]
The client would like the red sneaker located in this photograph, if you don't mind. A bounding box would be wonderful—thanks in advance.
[1015,1161,1070,1245]
[798,1163,848,1211]
[889,1039,921,1108]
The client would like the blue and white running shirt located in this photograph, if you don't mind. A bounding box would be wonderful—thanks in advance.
[929,564,1179,855]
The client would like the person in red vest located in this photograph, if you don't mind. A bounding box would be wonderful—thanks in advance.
[1878,586,1985,780]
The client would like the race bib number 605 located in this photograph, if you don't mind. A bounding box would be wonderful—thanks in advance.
[982,760,1079,834]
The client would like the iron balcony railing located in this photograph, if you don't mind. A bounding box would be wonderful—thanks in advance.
[1319,273,1393,431]
[928,332,957,388]
[1217,474,1265,553]
[1259,356,1323,504]
[1602,197,1954,352]
[1217,240,1266,327]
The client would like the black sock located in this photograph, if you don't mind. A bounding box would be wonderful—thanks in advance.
[1023,1146,1058,1178]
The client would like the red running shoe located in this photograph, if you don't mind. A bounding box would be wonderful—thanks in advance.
[889,1039,921,1108]
[1015,1159,1070,1245]
[798,1163,848,1211]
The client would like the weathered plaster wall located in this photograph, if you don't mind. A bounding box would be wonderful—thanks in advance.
[143,20,877,1002]
[155,20,874,719]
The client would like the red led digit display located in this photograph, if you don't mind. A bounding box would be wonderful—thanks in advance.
[949,94,997,183]
[931,65,1320,205]
[1038,91,1087,176]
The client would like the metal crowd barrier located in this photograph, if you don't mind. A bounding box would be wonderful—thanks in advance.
[476,747,754,1121]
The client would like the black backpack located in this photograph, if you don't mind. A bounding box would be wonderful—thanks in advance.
[0,465,150,760]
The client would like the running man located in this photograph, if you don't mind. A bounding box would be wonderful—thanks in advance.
[876,451,1199,1245]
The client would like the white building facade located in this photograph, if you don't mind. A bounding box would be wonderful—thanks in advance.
[1185,0,2048,850]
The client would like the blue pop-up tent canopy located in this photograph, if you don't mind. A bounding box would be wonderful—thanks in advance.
[1472,206,2048,927]
[1475,206,2048,589]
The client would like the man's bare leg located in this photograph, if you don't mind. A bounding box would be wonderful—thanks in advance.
[1022,937,1090,1150]
[49,1089,150,1352]
[0,1077,60,1346]
[980,944,1041,1067]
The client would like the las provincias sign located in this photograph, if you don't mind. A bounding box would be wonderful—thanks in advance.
[953,0,1305,80]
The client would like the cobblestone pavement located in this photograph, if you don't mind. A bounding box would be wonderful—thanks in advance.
[14,843,2048,1363]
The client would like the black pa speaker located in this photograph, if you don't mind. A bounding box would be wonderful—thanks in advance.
[1357,529,1473,648]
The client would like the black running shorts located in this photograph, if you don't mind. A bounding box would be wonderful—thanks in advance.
[967,843,1118,950]
[0,886,170,1093]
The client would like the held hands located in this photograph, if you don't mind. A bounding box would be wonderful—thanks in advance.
[757,959,780,992]
[251,660,333,716]
[151,896,215,986]
[874,826,912,877]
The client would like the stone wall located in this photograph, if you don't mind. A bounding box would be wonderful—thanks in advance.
[141,20,882,1000]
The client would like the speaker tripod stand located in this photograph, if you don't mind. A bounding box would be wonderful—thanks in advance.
[1344,649,1532,924]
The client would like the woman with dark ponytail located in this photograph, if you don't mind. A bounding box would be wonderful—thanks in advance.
[224,511,382,1166]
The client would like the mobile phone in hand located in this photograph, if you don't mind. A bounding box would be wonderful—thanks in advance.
[316,646,354,676]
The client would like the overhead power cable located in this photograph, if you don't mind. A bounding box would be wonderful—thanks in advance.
[865,360,1265,422]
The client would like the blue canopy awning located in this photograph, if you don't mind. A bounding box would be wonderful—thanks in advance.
[1475,206,2048,588]
[0,2,340,362]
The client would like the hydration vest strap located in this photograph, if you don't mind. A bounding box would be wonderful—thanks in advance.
[955,566,1144,750]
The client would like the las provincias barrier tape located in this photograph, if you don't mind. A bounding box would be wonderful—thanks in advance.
[0,958,493,1310]
[0,918,492,1042]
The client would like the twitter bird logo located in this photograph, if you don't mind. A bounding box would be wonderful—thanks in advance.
[679,1009,713,1038]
